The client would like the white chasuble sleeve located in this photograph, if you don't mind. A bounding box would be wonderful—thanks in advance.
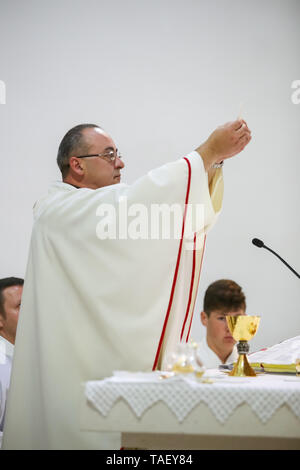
[152,152,224,369]
[2,151,223,450]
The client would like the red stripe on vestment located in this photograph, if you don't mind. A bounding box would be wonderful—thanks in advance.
[180,232,197,341]
[152,157,192,370]
[185,234,206,342]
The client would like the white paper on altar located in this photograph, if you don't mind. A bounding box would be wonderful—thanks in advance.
[249,336,300,365]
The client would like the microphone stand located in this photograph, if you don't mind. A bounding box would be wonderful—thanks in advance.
[262,245,300,279]
[252,238,300,279]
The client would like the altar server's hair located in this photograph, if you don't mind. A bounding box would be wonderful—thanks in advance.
[0,277,24,318]
[57,123,102,178]
[203,279,246,317]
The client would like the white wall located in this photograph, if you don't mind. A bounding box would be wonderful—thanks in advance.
[0,0,299,351]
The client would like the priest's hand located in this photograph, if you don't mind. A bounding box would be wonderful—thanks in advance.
[196,120,251,172]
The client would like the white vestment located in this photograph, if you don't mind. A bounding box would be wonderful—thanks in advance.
[196,337,238,369]
[0,340,13,432]
[3,151,223,449]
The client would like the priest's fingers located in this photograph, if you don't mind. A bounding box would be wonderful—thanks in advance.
[237,134,252,151]
[236,123,250,137]
[237,130,251,142]
[232,135,251,155]
[232,120,251,136]
[231,119,244,130]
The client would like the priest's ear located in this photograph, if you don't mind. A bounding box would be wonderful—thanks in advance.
[200,311,209,327]
[68,156,85,175]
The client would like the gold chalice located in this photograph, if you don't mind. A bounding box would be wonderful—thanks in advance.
[226,315,260,377]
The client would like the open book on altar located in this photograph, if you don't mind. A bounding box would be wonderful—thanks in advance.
[247,336,300,374]
[221,336,300,374]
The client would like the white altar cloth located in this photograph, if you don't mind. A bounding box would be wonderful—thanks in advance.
[85,370,300,425]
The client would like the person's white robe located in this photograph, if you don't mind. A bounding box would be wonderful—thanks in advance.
[0,344,12,432]
[3,151,223,449]
[196,337,238,369]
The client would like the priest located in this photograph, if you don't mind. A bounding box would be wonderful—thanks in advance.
[3,120,251,449]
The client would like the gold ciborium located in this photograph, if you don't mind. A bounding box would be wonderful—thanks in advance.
[226,315,260,377]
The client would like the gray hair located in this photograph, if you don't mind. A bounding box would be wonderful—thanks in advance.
[57,123,101,178]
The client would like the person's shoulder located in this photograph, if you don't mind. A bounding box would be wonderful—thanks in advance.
[0,337,14,358]
[0,351,12,371]
[196,337,212,359]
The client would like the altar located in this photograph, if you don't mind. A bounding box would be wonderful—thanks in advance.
[80,370,300,450]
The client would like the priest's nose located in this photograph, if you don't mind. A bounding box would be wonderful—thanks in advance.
[115,157,125,169]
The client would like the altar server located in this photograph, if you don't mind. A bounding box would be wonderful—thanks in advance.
[0,277,23,432]
[3,120,251,449]
[198,279,246,368]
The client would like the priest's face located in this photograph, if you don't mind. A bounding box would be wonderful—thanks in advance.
[201,308,245,361]
[79,127,125,189]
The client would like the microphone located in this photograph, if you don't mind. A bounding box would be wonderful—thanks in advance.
[252,238,300,279]
[252,238,264,248]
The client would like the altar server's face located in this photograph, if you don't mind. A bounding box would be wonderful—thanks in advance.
[76,127,125,189]
[201,309,245,357]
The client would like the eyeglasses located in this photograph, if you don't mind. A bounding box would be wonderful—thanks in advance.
[74,149,122,162]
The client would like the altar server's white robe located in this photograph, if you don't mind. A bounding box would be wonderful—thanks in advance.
[3,151,223,449]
